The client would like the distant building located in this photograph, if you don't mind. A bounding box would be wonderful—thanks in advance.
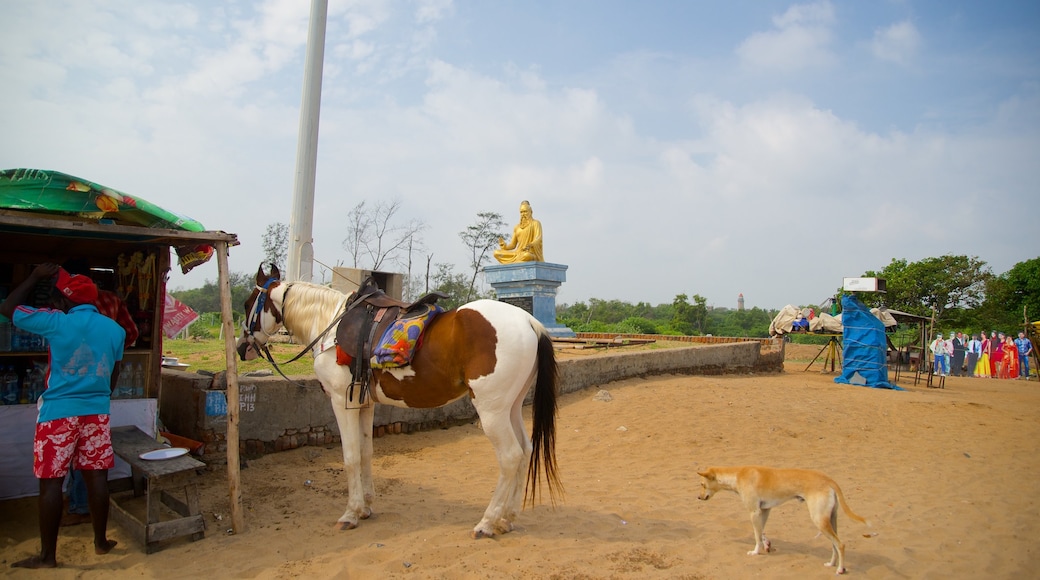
[738,293,745,311]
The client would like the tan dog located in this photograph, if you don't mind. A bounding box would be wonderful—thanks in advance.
[697,466,868,575]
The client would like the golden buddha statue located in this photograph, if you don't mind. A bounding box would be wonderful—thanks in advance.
[494,200,544,264]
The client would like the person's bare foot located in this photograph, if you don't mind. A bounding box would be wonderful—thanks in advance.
[94,539,118,555]
[61,512,92,527]
[11,555,57,569]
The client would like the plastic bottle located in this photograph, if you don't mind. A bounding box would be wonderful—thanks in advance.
[29,366,44,403]
[1,366,19,405]
[114,366,127,399]
[0,318,11,352]
[132,362,144,399]
[20,368,32,404]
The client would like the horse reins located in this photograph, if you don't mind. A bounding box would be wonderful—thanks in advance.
[248,280,346,388]
[246,278,369,395]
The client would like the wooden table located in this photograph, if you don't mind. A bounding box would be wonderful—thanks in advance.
[108,425,207,553]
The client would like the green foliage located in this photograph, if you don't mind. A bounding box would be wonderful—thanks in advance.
[975,257,1040,332]
[670,293,709,335]
[262,223,288,272]
[861,255,991,320]
[708,307,775,338]
[169,271,254,314]
[558,299,772,338]
[167,254,1037,344]
[428,263,494,310]
[618,317,659,334]
[188,323,212,340]
[460,212,505,302]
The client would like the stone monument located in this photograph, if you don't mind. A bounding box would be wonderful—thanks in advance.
[485,200,574,338]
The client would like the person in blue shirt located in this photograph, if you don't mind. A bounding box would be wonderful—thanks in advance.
[1,263,125,569]
[1016,332,1034,380]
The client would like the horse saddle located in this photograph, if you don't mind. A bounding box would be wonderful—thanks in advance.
[335,276,447,373]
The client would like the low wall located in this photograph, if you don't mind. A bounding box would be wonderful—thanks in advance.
[159,338,783,462]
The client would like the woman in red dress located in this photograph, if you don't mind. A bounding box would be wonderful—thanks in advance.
[990,331,1004,378]
[1001,336,1019,379]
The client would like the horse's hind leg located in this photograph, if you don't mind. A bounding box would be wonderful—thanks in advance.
[359,404,375,507]
[471,396,529,539]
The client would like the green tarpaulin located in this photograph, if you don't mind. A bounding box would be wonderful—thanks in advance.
[0,168,214,272]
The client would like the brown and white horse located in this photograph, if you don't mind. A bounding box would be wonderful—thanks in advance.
[236,264,562,538]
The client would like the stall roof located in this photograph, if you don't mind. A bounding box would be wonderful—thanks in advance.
[0,168,237,272]
[882,308,931,324]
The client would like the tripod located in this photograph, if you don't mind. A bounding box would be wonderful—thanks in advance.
[804,334,842,373]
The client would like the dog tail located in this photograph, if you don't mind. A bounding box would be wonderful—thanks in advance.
[833,484,870,526]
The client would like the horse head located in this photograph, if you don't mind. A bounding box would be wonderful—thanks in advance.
[236,263,286,361]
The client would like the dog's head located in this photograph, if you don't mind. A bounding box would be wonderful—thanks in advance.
[696,468,720,501]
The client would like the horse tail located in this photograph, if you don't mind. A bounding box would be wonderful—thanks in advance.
[524,328,563,508]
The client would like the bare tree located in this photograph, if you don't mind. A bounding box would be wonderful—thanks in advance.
[261,222,289,271]
[342,199,426,272]
[343,201,370,268]
[459,211,506,302]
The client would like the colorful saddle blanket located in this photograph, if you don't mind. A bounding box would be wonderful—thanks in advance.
[371,304,442,369]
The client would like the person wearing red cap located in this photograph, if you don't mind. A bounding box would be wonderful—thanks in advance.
[0,263,125,569]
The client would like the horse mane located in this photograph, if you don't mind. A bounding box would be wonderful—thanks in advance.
[281,282,348,343]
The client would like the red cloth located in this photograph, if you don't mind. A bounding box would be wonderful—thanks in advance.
[33,414,114,478]
[55,267,98,304]
[94,289,139,348]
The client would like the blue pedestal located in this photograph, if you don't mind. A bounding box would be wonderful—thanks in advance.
[484,262,575,338]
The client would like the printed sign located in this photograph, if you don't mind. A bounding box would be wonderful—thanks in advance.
[162,293,199,338]
[240,384,256,413]
[205,391,227,416]
[499,296,534,314]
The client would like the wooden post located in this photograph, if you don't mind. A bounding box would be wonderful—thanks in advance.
[216,242,245,533]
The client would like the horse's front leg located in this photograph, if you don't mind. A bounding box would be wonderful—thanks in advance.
[329,399,370,530]
[316,354,372,529]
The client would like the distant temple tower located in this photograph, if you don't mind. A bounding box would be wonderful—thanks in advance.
[738,293,745,311]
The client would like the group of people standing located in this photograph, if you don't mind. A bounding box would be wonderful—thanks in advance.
[930,330,1034,380]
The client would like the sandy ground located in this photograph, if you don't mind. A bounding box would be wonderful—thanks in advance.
[3,343,1039,579]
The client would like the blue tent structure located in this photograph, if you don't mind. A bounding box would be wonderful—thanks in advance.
[834,294,904,390]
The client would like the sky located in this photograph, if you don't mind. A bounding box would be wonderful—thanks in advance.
[2,0,1038,311]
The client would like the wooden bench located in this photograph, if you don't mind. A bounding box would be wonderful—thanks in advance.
[108,425,206,553]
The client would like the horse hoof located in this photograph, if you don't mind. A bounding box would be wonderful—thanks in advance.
[334,521,358,531]
[471,528,494,540]
[360,508,372,520]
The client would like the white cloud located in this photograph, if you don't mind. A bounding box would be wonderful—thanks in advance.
[872,20,921,64]
[2,1,1035,309]
[737,1,836,72]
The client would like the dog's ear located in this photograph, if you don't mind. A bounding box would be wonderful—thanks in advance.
[696,469,713,479]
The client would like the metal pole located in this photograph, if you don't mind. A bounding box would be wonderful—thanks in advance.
[286,0,328,283]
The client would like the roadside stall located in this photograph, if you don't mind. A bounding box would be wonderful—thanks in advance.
[0,168,240,508]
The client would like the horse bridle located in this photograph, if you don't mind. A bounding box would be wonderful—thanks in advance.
[241,276,352,386]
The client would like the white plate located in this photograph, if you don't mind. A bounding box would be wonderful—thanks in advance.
[139,447,189,461]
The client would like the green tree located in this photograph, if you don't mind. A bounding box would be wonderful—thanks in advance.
[428,263,492,310]
[1003,257,1040,322]
[459,211,505,303]
[671,294,693,335]
[862,255,991,322]
[262,222,288,272]
[978,257,1040,330]
[169,271,253,316]
[670,293,708,335]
